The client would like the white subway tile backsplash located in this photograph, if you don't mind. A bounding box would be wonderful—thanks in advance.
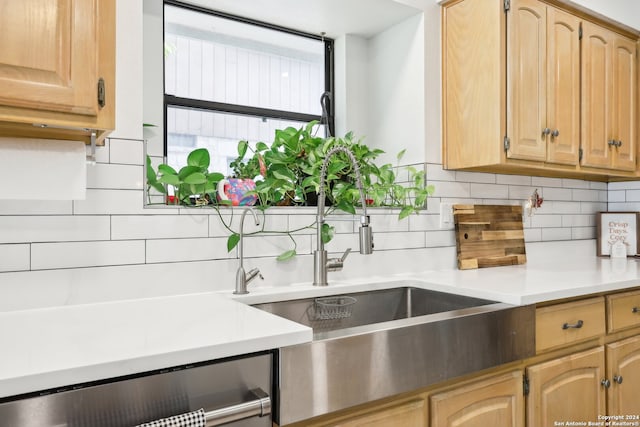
[408,214,441,232]
[0,216,110,244]
[0,153,632,299]
[542,227,572,241]
[625,190,640,202]
[455,171,495,184]
[74,189,153,215]
[111,215,208,239]
[369,214,410,233]
[572,189,602,202]
[470,183,508,199]
[524,228,542,242]
[31,240,145,270]
[562,178,591,189]
[366,231,425,251]
[0,244,30,272]
[243,234,312,258]
[580,202,607,214]
[0,200,72,216]
[608,181,640,190]
[109,139,144,165]
[508,186,537,200]
[531,215,562,228]
[425,163,457,181]
[497,174,531,186]
[608,190,625,203]
[572,227,595,240]
[146,237,232,263]
[87,163,144,190]
[532,177,563,188]
[561,215,594,227]
[542,187,572,201]
[425,230,455,247]
[429,181,471,198]
[548,201,582,214]
[608,202,640,211]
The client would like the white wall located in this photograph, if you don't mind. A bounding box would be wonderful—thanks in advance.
[571,0,640,30]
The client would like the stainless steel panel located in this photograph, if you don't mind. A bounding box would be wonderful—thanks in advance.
[275,303,535,425]
[0,352,272,427]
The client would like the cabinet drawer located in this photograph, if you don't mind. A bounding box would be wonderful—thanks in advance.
[536,297,605,352]
[607,290,640,333]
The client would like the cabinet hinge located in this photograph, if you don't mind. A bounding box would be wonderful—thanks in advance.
[504,0,510,12]
[579,147,583,162]
[523,375,530,396]
[97,78,106,109]
[503,136,511,152]
[579,24,583,40]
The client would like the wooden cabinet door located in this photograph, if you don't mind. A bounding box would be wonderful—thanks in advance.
[607,335,640,414]
[0,0,100,116]
[610,35,637,171]
[333,399,427,427]
[581,22,613,169]
[431,370,524,427]
[527,347,606,427]
[545,6,580,165]
[507,0,547,162]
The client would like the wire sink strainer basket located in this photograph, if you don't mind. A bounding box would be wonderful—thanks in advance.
[312,296,357,320]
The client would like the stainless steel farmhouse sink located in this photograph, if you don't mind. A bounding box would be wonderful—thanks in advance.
[252,286,535,425]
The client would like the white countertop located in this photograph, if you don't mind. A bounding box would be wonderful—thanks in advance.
[2,241,640,400]
[0,293,310,399]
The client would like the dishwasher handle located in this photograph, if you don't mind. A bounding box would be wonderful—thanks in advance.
[205,388,271,426]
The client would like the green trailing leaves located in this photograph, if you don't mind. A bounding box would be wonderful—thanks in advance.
[227,233,240,252]
[145,126,435,262]
[321,223,334,244]
[277,249,296,261]
[187,148,210,169]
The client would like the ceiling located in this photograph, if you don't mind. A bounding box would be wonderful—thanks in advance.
[179,0,425,39]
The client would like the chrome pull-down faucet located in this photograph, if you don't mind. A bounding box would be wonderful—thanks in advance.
[313,146,374,286]
[234,208,264,295]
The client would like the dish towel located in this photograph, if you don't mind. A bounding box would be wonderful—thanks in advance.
[136,408,206,427]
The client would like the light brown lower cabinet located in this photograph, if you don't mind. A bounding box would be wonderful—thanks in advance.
[330,398,428,427]
[526,346,607,427]
[430,370,524,427]
[606,335,640,414]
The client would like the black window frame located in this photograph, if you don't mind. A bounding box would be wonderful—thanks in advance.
[162,0,335,158]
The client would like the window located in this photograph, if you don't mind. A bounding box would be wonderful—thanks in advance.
[163,1,334,175]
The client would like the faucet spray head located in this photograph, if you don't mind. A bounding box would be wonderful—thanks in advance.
[359,215,373,255]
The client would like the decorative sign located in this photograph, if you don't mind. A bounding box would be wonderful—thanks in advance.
[596,212,640,257]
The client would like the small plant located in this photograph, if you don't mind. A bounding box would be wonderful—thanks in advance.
[146,123,434,260]
[150,148,224,205]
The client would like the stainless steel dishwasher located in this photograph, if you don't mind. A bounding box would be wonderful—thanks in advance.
[0,351,273,427]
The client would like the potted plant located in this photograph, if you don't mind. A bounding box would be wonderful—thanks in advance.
[147,123,434,260]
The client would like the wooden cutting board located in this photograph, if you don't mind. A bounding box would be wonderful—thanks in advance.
[453,204,526,270]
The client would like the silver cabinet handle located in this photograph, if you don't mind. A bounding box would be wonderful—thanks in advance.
[616,140,623,147]
[632,307,639,313]
[562,320,583,330]
[551,129,560,138]
[608,139,617,146]
[601,378,611,389]
[542,128,551,136]
[204,388,271,426]
[613,375,623,384]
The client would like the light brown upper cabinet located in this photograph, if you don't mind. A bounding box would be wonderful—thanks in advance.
[442,0,640,180]
[0,0,115,144]
[581,22,637,171]
[507,0,580,166]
